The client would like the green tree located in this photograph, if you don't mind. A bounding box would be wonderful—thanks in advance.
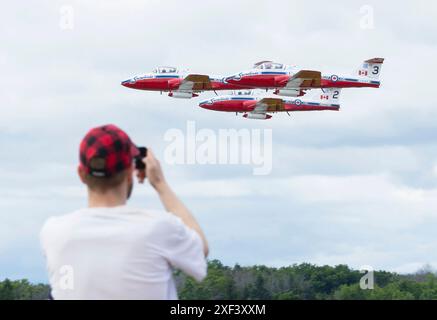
[5,260,437,300]
[0,279,15,300]
[275,290,300,300]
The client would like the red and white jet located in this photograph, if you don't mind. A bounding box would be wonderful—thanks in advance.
[122,58,383,100]
[121,66,249,99]
[224,58,384,97]
[199,89,341,120]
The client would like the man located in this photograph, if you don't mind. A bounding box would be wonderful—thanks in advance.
[40,124,209,299]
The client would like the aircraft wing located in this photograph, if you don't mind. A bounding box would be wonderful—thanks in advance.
[252,98,285,113]
[284,70,321,89]
[178,74,212,92]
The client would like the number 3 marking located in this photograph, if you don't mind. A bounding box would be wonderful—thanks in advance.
[372,66,380,75]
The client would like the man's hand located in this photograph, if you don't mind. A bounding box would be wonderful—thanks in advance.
[141,148,167,191]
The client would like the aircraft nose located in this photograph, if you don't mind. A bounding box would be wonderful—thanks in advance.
[199,99,213,109]
[121,78,136,88]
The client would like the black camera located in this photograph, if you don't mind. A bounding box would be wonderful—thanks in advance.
[134,147,147,170]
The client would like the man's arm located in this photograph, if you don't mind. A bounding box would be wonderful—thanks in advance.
[140,149,209,257]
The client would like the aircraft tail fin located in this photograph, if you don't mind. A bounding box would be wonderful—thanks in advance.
[314,88,342,105]
[354,57,384,80]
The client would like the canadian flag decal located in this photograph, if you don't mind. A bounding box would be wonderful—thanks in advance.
[359,70,368,76]
[320,95,329,100]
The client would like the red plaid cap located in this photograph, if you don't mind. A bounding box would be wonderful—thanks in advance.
[79,124,140,177]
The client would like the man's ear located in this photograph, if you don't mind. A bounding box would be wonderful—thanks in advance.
[77,165,87,184]
[127,165,134,184]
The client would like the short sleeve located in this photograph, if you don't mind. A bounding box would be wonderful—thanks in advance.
[161,215,207,282]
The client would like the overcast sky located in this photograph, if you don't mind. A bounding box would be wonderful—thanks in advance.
[1,0,437,282]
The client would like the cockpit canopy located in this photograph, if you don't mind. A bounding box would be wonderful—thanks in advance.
[253,61,284,70]
[153,66,178,74]
[231,90,253,96]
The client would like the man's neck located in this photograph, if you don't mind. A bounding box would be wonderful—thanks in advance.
[87,190,127,208]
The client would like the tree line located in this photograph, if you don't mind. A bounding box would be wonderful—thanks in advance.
[2,260,437,300]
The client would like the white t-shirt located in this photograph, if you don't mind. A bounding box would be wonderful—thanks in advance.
[40,206,207,300]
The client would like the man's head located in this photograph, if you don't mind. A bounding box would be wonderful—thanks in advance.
[78,124,140,200]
